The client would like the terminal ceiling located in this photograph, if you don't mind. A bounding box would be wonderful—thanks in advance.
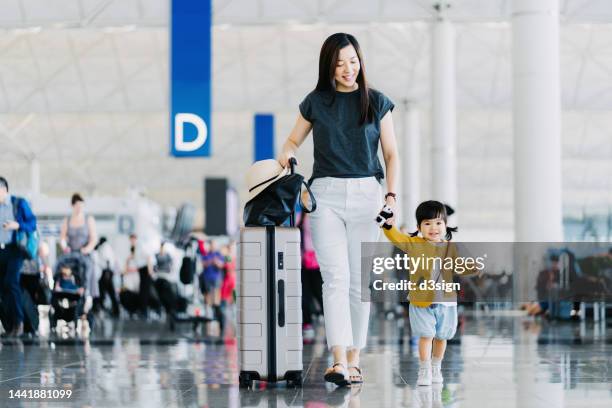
[0,0,610,233]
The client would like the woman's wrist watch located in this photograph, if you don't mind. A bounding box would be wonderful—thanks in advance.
[385,192,397,201]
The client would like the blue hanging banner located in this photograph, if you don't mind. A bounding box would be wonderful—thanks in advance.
[170,0,212,158]
[254,114,275,162]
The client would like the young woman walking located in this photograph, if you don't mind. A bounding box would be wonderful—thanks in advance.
[278,32,399,386]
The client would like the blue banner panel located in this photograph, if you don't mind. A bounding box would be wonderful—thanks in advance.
[171,0,212,158]
[254,114,275,162]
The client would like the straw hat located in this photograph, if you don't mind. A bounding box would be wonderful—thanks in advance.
[246,159,290,202]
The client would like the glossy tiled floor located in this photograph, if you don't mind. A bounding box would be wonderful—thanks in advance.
[0,309,611,407]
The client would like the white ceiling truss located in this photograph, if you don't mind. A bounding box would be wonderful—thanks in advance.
[0,0,610,235]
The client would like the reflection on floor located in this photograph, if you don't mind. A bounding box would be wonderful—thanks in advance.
[0,311,611,407]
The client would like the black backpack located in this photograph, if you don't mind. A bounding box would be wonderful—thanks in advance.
[180,256,196,285]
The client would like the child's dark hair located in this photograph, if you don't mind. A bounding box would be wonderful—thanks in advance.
[409,200,458,240]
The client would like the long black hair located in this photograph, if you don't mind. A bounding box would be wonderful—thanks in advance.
[410,200,458,241]
[315,33,374,125]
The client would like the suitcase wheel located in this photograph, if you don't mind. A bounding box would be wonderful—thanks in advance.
[286,372,303,388]
[239,373,254,389]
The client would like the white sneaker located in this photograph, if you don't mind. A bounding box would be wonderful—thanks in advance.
[431,366,443,384]
[417,366,432,386]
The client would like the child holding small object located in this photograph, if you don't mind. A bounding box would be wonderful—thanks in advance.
[376,200,479,386]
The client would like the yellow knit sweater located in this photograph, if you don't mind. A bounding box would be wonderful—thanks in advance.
[382,226,478,307]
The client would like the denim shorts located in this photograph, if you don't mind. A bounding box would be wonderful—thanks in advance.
[409,304,458,340]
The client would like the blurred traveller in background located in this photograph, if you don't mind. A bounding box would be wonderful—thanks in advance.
[0,176,38,337]
[154,241,178,323]
[59,193,99,311]
[120,243,141,317]
[94,237,120,318]
[20,242,53,312]
[219,242,236,337]
[200,240,224,320]
[128,233,158,319]
[18,243,49,337]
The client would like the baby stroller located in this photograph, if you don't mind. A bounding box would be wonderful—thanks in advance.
[50,253,88,336]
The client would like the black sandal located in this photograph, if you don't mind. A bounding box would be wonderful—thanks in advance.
[348,366,363,384]
[324,362,350,387]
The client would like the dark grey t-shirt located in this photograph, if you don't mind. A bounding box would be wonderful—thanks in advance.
[299,88,394,182]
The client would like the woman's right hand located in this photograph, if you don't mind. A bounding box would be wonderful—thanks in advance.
[278,150,297,168]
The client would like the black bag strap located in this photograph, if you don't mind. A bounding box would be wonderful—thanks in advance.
[287,157,317,215]
[300,181,317,214]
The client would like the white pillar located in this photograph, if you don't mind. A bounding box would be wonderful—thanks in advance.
[401,100,421,231]
[512,2,563,407]
[30,159,40,195]
[431,3,458,212]
[512,0,563,241]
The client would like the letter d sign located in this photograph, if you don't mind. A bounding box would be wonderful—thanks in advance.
[174,113,208,152]
[170,0,212,158]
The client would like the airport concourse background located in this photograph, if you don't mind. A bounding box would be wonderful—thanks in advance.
[0,0,610,408]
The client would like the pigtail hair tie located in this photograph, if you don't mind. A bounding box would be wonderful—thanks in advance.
[445,226,458,241]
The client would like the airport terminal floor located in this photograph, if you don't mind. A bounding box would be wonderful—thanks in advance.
[0,310,610,408]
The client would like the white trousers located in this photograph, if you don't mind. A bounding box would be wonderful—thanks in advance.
[309,176,382,350]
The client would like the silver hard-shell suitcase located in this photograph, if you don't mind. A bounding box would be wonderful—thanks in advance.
[238,225,303,388]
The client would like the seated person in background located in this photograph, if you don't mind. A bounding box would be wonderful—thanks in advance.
[51,264,86,328]
[525,254,560,316]
[55,264,84,295]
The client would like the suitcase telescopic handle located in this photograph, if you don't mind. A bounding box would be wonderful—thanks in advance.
[288,157,298,227]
